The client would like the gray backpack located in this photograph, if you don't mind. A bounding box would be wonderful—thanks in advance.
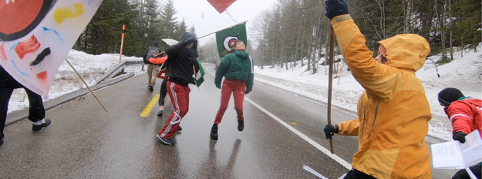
[144,47,160,64]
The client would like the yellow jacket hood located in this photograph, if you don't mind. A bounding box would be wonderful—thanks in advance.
[379,34,430,72]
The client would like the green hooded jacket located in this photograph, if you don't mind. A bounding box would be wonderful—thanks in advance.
[215,50,254,93]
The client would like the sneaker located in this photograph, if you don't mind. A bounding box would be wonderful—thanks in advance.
[210,123,218,140]
[156,134,174,146]
[157,110,163,116]
[149,85,153,92]
[0,139,3,145]
[177,126,182,131]
[238,120,244,131]
[32,119,51,131]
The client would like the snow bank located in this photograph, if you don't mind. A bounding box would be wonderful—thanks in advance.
[255,46,481,140]
[7,50,144,113]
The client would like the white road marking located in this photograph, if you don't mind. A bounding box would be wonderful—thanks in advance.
[206,64,352,170]
[303,165,329,179]
[245,97,352,170]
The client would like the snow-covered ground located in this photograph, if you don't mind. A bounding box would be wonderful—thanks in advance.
[6,49,145,113]
[255,46,482,141]
[6,47,481,140]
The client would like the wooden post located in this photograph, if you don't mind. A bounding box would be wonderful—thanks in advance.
[119,25,125,63]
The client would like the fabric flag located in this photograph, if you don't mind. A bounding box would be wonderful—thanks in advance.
[207,0,236,14]
[0,0,103,98]
[215,22,247,58]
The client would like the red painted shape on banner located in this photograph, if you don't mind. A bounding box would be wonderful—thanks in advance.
[207,0,236,13]
[0,43,6,61]
[0,0,44,34]
[36,71,48,83]
[15,35,41,59]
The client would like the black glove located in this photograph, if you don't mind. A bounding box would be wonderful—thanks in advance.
[245,90,251,95]
[324,0,349,20]
[453,131,468,143]
[324,124,338,139]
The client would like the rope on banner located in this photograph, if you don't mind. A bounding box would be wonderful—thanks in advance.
[226,9,239,23]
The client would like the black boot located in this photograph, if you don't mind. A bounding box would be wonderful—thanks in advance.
[238,120,244,131]
[210,123,218,140]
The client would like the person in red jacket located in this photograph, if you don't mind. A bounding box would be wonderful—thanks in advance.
[438,87,482,179]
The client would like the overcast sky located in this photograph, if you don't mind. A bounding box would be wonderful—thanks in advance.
[169,0,278,46]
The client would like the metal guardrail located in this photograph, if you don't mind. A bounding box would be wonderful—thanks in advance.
[95,59,144,84]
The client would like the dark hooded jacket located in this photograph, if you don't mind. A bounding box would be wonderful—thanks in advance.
[165,32,199,86]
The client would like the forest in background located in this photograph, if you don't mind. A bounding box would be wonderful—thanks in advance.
[74,0,481,75]
[73,0,194,57]
[242,0,481,74]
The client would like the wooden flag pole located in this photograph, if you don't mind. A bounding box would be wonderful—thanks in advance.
[155,21,248,57]
[327,25,335,154]
[119,25,125,63]
[197,20,248,40]
[66,59,108,112]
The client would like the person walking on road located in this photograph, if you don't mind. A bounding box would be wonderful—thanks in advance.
[438,88,482,179]
[210,40,253,140]
[0,66,51,145]
[143,42,162,92]
[146,55,169,117]
[323,0,433,178]
[156,32,199,146]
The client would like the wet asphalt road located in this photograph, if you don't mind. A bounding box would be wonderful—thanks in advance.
[0,64,457,178]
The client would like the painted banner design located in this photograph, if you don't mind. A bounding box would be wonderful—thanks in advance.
[0,0,103,98]
[207,0,237,13]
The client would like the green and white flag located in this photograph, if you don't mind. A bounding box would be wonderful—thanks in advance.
[215,22,247,58]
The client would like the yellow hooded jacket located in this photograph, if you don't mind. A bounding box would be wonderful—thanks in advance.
[331,15,432,179]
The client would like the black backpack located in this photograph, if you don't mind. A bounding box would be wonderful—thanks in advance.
[144,47,160,64]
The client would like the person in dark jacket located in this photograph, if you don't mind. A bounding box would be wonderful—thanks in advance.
[143,42,161,91]
[0,66,51,145]
[156,32,199,146]
[210,40,254,140]
[438,88,482,179]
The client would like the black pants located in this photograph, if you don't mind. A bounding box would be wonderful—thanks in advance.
[0,87,45,139]
[158,79,167,107]
[453,163,482,179]
[344,169,377,179]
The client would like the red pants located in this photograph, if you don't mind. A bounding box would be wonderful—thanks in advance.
[214,79,246,124]
[158,81,190,138]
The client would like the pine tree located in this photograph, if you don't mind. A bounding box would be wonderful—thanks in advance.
[174,19,188,40]
[159,0,178,40]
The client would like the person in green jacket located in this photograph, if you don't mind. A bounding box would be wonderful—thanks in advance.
[210,40,254,140]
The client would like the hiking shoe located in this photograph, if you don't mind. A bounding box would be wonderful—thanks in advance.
[210,123,218,140]
[32,119,51,131]
[238,120,244,131]
[157,110,163,116]
[178,126,182,131]
[149,85,153,91]
[156,134,174,146]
